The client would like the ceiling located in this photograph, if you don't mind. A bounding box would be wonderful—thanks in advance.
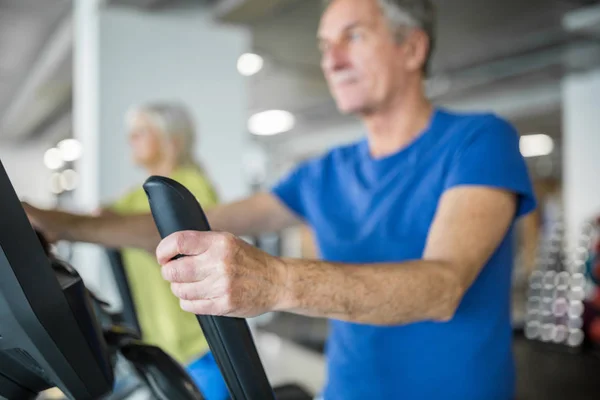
[1,0,599,150]
[225,0,600,137]
[0,0,212,143]
[215,0,599,181]
[0,0,71,141]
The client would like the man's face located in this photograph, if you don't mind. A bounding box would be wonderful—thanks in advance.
[318,0,412,115]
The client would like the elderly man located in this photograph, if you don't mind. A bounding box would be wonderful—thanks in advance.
[26,0,535,398]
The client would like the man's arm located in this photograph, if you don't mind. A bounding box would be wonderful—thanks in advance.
[23,192,300,253]
[157,186,518,325]
[278,186,517,324]
[207,192,302,236]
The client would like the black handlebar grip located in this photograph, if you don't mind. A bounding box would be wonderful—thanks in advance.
[143,176,275,400]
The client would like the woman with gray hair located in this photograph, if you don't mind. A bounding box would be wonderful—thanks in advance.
[106,102,228,400]
[124,102,203,173]
[35,102,227,399]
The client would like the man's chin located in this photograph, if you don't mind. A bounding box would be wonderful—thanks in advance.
[335,101,367,116]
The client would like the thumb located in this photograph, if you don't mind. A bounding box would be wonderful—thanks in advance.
[156,230,213,265]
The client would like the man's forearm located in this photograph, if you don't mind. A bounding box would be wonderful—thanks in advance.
[206,192,300,236]
[275,258,464,325]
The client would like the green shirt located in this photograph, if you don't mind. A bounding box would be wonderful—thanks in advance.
[111,166,218,364]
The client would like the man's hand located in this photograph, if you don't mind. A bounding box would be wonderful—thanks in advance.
[156,231,288,318]
[22,202,75,243]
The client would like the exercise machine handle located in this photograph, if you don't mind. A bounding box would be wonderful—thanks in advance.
[143,176,275,400]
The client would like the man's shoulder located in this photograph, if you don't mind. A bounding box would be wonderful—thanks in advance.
[439,108,516,136]
[312,140,364,165]
[436,108,519,153]
[297,140,364,173]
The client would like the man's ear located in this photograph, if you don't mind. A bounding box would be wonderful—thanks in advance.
[404,30,430,72]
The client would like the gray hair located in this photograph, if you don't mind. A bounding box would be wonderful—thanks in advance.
[323,0,436,73]
[126,102,198,166]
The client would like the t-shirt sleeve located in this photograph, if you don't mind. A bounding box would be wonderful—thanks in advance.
[271,162,310,220]
[177,172,220,209]
[109,190,136,215]
[444,116,537,218]
[110,169,219,215]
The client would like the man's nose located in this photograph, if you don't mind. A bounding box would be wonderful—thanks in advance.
[321,43,349,73]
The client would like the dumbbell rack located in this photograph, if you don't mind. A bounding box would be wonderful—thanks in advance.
[524,219,594,352]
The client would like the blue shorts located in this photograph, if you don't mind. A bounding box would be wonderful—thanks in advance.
[186,352,229,400]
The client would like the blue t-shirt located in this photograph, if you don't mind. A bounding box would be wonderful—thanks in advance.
[272,108,536,400]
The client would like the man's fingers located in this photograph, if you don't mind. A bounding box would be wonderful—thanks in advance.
[162,256,212,283]
[171,282,208,301]
[156,231,212,265]
[180,298,231,316]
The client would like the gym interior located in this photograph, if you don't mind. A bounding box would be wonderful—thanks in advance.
[0,0,599,399]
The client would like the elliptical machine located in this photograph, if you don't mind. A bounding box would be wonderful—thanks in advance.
[0,160,205,400]
[0,159,312,400]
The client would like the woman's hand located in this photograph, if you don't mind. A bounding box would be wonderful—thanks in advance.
[21,202,76,243]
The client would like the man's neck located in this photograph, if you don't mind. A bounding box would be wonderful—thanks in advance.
[363,90,434,159]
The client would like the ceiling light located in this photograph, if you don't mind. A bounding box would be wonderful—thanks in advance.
[237,53,264,76]
[248,110,295,136]
[58,139,83,162]
[520,134,554,158]
[60,169,79,191]
[44,148,65,170]
[50,173,63,194]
